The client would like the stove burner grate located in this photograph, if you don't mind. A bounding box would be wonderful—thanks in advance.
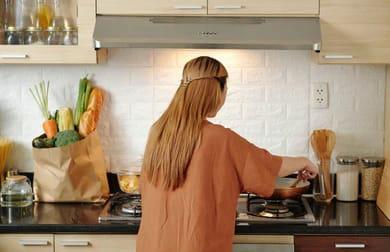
[246,196,306,219]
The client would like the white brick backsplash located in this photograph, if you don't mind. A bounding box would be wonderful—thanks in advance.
[243,67,286,85]
[0,49,385,172]
[243,103,286,119]
[130,67,154,85]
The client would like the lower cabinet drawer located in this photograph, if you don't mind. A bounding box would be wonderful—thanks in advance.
[55,234,136,252]
[295,235,390,252]
[0,234,54,252]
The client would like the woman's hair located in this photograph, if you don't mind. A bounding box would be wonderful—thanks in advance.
[142,56,228,190]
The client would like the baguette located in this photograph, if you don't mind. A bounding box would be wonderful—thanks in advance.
[79,88,104,137]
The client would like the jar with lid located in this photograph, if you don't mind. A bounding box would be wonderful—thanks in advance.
[5,26,23,44]
[335,156,360,201]
[361,157,385,201]
[24,26,44,45]
[62,26,77,45]
[0,175,33,207]
[46,26,61,44]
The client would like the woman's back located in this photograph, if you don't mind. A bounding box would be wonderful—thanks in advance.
[137,122,282,252]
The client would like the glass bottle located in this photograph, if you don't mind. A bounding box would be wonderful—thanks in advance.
[52,0,77,29]
[0,0,4,44]
[35,0,54,30]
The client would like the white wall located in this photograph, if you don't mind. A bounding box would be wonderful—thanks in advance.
[0,49,386,172]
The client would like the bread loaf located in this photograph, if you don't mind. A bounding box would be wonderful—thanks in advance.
[79,88,104,137]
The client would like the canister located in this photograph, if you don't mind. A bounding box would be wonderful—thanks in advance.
[361,157,385,201]
[336,156,359,201]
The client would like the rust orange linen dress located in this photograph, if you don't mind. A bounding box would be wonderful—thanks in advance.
[137,121,282,252]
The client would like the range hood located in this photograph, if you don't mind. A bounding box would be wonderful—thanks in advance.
[94,16,321,51]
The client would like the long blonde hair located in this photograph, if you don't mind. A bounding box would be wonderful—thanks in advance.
[142,56,228,190]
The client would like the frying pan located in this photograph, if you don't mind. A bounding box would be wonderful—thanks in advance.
[267,177,310,199]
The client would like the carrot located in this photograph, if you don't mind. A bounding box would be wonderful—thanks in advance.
[43,119,58,139]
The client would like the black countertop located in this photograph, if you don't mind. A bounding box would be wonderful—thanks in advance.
[1,197,389,235]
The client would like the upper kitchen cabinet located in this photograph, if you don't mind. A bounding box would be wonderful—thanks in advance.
[208,0,319,16]
[318,0,390,64]
[97,0,208,15]
[0,0,106,64]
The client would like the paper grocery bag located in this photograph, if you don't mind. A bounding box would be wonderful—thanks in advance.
[32,131,110,202]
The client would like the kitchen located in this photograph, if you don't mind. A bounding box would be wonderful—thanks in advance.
[0,0,389,251]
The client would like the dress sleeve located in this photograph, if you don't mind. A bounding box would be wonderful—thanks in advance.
[227,129,282,197]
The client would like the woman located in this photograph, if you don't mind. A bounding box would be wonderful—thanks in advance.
[137,56,317,252]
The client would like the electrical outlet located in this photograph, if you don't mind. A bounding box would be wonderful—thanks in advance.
[311,82,329,109]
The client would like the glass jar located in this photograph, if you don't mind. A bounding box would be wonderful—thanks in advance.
[335,156,359,201]
[24,26,44,44]
[5,26,23,44]
[361,157,385,201]
[52,0,77,29]
[117,170,140,194]
[46,26,61,44]
[62,26,77,45]
[0,175,33,207]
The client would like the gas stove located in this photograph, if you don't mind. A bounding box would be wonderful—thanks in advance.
[98,193,315,224]
[98,193,142,223]
[236,194,315,224]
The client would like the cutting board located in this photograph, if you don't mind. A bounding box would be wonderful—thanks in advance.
[377,163,390,219]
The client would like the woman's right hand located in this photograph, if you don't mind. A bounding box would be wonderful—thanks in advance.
[278,156,319,179]
[297,158,318,180]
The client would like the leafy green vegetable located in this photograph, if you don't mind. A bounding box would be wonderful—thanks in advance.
[54,130,80,147]
[33,136,55,148]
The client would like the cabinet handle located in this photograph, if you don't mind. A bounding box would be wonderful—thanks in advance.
[19,239,50,246]
[60,240,90,247]
[335,243,366,249]
[323,55,353,59]
[214,5,244,9]
[0,54,28,59]
[173,5,204,10]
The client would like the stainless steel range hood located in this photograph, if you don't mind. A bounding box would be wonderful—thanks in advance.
[94,16,321,51]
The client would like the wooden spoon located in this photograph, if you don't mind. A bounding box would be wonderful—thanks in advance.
[289,178,302,188]
[310,129,336,202]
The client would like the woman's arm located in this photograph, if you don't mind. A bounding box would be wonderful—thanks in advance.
[278,156,318,180]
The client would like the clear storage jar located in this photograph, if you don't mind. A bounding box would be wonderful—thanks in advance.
[361,157,385,201]
[336,156,359,201]
[24,26,44,44]
[0,175,33,207]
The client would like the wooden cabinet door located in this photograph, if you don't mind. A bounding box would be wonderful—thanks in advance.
[318,0,390,64]
[208,0,319,16]
[295,235,390,252]
[55,234,136,252]
[0,0,105,64]
[97,0,207,15]
[0,234,54,252]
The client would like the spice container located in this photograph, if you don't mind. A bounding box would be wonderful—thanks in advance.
[361,157,385,201]
[62,26,77,45]
[335,156,359,201]
[0,175,33,207]
[5,26,23,44]
[24,26,44,44]
[46,26,61,44]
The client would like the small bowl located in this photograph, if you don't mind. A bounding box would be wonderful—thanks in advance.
[117,170,140,194]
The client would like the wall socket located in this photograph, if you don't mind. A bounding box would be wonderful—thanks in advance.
[311,82,329,109]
